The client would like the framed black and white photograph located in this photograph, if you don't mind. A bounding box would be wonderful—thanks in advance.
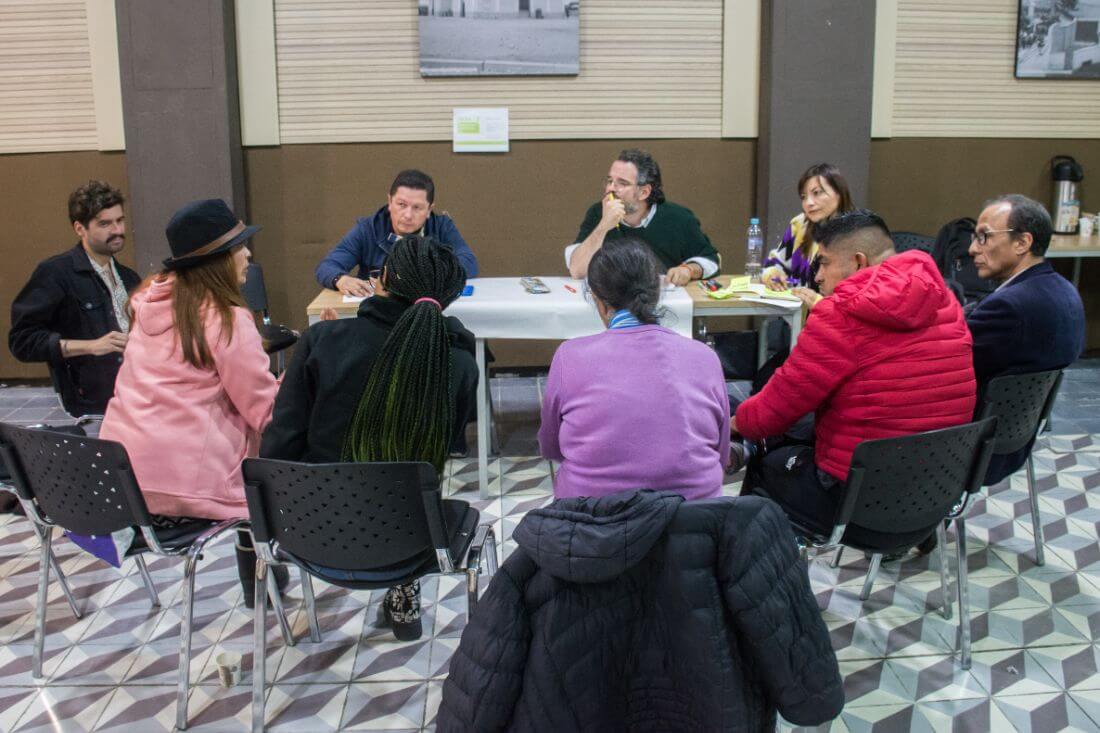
[419,0,580,77]
[1016,0,1100,78]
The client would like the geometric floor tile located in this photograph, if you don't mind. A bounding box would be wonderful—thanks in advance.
[0,374,1099,731]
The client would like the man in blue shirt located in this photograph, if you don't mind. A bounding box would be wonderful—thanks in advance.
[316,169,479,295]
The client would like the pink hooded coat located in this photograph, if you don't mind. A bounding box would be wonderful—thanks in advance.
[100,276,279,520]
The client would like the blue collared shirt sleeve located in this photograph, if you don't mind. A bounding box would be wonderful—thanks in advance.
[315,221,368,289]
[437,216,479,278]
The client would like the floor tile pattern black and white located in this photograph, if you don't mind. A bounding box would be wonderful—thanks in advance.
[0,362,1097,731]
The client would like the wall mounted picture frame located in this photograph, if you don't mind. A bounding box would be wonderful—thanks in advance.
[1016,0,1100,78]
[419,0,580,77]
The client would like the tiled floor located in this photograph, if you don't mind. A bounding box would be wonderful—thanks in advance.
[0,361,1098,731]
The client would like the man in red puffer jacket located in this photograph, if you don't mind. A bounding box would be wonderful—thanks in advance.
[732,209,977,534]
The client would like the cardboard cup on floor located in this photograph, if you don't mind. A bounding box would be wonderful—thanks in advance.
[216,651,243,687]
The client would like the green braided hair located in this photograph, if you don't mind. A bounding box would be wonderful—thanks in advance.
[341,235,467,475]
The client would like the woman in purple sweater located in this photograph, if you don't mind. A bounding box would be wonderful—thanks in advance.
[540,237,730,500]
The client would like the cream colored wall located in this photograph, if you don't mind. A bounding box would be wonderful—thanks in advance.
[876,0,1100,138]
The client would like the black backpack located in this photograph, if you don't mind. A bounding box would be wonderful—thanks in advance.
[932,217,997,306]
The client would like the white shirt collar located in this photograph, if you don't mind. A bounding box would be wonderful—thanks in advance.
[623,203,657,229]
[995,260,1040,291]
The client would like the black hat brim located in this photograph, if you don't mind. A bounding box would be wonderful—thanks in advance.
[162,224,262,271]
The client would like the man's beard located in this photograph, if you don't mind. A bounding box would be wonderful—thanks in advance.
[89,236,124,256]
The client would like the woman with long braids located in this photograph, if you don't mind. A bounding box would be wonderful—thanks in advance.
[261,234,478,640]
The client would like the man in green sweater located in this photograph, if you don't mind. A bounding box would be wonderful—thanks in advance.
[566,149,720,284]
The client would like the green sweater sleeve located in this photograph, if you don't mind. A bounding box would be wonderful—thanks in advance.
[574,202,602,243]
[674,205,720,266]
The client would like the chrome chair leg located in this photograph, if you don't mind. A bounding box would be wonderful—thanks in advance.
[267,565,294,646]
[956,517,972,669]
[299,570,322,643]
[936,522,952,620]
[1026,456,1045,567]
[485,527,498,576]
[859,554,883,601]
[134,555,161,607]
[45,541,81,619]
[829,546,844,569]
[32,526,53,679]
[252,560,268,733]
[175,553,199,730]
[489,386,502,457]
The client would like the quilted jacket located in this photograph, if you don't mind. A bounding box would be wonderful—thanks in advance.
[437,490,844,731]
[735,250,977,480]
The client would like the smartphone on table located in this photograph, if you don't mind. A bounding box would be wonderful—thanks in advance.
[520,277,551,294]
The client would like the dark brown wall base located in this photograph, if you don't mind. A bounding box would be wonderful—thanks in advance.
[5,137,1099,378]
[244,139,757,366]
[870,138,1100,349]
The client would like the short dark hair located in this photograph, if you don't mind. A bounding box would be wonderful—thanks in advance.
[983,194,1052,256]
[389,169,435,204]
[616,149,665,205]
[68,180,124,227]
[818,208,893,254]
[587,237,665,325]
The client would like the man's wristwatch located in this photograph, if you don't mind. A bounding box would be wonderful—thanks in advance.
[331,274,343,289]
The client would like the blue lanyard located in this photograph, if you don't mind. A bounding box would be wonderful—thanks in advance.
[608,309,643,330]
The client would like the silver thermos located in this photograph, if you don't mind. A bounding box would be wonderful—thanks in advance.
[1052,155,1084,234]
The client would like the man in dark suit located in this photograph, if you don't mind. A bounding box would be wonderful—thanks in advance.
[9,181,141,416]
[967,194,1085,482]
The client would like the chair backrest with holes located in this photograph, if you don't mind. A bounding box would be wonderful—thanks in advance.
[242,458,440,571]
[840,418,997,536]
[0,423,151,535]
[975,369,1062,455]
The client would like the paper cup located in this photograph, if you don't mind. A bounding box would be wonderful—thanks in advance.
[216,650,243,687]
[1080,216,1095,237]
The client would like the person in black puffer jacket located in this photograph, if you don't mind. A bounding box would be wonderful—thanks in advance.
[438,490,843,731]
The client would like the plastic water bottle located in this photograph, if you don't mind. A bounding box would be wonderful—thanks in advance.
[745,217,764,280]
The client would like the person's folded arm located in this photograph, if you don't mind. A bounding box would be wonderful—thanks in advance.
[966,295,1019,384]
[538,349,567,462]
[9,263,66,365]
[315,222,367,289]
[439,216,479,278]
[735,300,857,440]
[679,211,720,272]
[212,309,280,435]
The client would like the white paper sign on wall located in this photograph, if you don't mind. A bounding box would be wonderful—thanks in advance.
[453,108,509,153]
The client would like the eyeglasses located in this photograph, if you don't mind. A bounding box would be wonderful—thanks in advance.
[604,177,639,190]
[971,228,1016,246]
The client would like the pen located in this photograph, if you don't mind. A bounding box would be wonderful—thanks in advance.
[564,284,577,293]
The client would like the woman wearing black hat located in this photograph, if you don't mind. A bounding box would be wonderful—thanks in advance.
[100,199,284,604]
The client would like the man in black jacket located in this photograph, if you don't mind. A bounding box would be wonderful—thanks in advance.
[9,181,141,416]
[438,490,844,731]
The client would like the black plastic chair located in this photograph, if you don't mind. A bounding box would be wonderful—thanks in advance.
[0,424,245,730]
[891,231,935,255]
[975,369,1064,567]
[242,263,298,371]
[242,458,497,733]
[789,418,998,669]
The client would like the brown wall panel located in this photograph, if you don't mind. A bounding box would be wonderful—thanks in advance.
[869,139,1100,235]
[870,138,1100,350]
[244,139,756,367]
[0,151,130,380]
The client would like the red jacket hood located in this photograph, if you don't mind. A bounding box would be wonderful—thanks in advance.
[831,250,949,332]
